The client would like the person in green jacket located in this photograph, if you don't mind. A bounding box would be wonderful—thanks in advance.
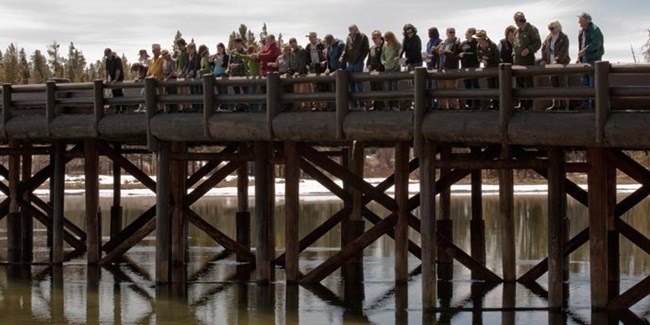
[577,12,604,109]
[476,30,501,110]
[513,11,541,109]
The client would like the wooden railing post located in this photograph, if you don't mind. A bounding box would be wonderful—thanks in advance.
[595,61,610,145]
[266,73,281,139]
[93,80,104,137]
[203,74,215,137]
[499,63,513,144]
[2,84,12,138]
[335,69,350,140]
[145,77,158,151]
[413,67,427,157]
[46,81,57,137]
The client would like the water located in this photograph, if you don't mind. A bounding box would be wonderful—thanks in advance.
[0,194,648,324]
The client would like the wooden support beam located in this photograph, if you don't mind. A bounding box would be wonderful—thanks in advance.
[362,208,421,258]
[595,61,610,144]
[499,145,516,282]
[335,69,350,140]
[29,194,87,241]
[101,217,156,265]
[203,74,215,137]
[608,275,650,311]
[102,206,156,255]
[587,147,616,310]
[85,139,100,264]
[266,73,280,138]
[284,141,300,283]
[185,208,255,263]
[395,142,409,284]
[184,160,244,205]
[111,143,122,240]
[470,147,486,280]
[255,141,275,283]
[155,141,172,284]
[21,143,33,263]
[547,147,566,310]
[8,140,21,264]
[420,140,437,311]
[19,201,86,252]
[437,234,502,283]
[52,141,66,264]
[170,142,187,281]
[499,63,513,142]
[99,142,157,192]
[343,142,365,286]
[438,146,453,280]
[413,67,427,157]
[2,84,12,137]
[236,147,250,265]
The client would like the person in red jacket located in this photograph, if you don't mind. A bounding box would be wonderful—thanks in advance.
[252,34,281,76]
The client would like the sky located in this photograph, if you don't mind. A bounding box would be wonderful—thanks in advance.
[0,0,648,66]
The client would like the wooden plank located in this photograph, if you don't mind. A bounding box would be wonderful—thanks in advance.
[93,80,104,136]
[155,141,171,284]
[413,67,427,157]
[362,208,421,258]
[547,148,566,309]
[85,139,100,264]
[185,144,239,187]
[19,201,86,252]
[185,208,255,262]
[284,141,300,282]
[266,73,280,138]
[420,140,437,311]
[29,194,87,241]
[236,146,250,264]
[300,213,397,283]
[587,147,615,310]
[499,145,516,282]
[52,141,66,264]
[395,142,409,283]
[438,146,453,280]
[202,74,215,137]
[298,158,351,201]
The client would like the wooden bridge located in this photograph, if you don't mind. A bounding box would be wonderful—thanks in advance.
[1,61,649,317]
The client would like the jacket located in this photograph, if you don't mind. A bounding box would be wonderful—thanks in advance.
[478,39,501,68]
[401,34,422,65]
[367,42,384,72]
[258,42,281,76]
[578,22,604,64]
[341,33,370,65]
[436,38,460,70]
[459,39,479,68]
[305,42,326,73]
[513,23,541,65]
[541,32,570,65]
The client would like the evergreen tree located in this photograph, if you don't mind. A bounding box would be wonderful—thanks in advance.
[121,54,132,80]
[30,49,50,83]
[0,50,4,82]
[2,44,21,84]
[644,28,650,63]
[47,41,65,78]
[19,48,30,84]
[173,30,184,53]
[65,42,86,82]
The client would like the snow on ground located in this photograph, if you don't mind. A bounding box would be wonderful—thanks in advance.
[11,175,644,200]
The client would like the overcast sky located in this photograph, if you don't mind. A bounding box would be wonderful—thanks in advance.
[1,0,648,65]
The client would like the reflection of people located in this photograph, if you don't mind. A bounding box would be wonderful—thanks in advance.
[512,11,541,110]
[577,12,604,109]
[541,21,570,111]
[103,48,126,113]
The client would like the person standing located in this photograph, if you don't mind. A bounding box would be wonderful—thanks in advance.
[400,23,423,71]
[288,38,310,110]
[161,49,178,112]
[340,24,370,109]
[324,34,345,111]
[436,28,460,110]
[541,21,571,110]
[367,30,385,111]
[184,43,201,112]
[425,27,442,110]
[147,43,164,80]
[229,38,248,111]
[476,30,501,109]
[499,26,516,64]
[381,31,401,111]
[460,27,480,109]
[512,11,541,109]
[252,34,281,77]
[104,48,126,113]
[577,12,604,109]
[305,32,327,110]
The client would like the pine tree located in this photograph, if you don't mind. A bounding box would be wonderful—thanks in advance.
[19,48,30,84]
[173,30,183,53]
[0,50,4,82]
[228,24,258,50]
[30,49,50,83]
[644,28,650,63]
[64,42,87,82]
[2,44,21,84]
[120,54,131,80]
[47,41,65,78]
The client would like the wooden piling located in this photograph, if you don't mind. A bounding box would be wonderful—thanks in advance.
[284,141,300,283]
[236,156,251,268]
[85,139,100,264]
[8,140,21,264]
[255,141,275,283]
[499,145,516,282]
[587,147,617,310]
[110,143,123,239]
[52,141,66,264]
[438,146,453,280]
[156,141,172,283]
[470,147,486,280]
[395,142,410,284]
[547,147,566,309]
[420,140,437,310]
[21,143,33,263]
[171,142,187,282]
[343,142,365,285]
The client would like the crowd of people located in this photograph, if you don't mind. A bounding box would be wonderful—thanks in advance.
[104,11,604,113]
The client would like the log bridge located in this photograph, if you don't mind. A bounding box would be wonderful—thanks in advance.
[0,61,649,315]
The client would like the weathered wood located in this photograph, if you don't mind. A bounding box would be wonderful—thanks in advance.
[93,80,104,136]
[99,142,157,192]
[470,147,485,277]
[420,141,437,311]
[438,146,453,280]
[185,208,255,262]
[184,160,244,205]
[170,142,186,274]
[438,234,502,282]
[547,148,566,309]
[499,63,513,142]
[102,206,156,254]
[203,74,215,137]
[21,143,33,263]
[335,69,349,140]
[111,143,122,239]
[413,67,427,157]
[587,147,615,310]
[155,141,172,283]
[499,145,516,282]
[395,142,409,283]
[595,61,610,144]
[52,141,66,264]
[45,81,56,136]
[255,141,275,283]
[29,194,87,241]
[284,141,300,282]
[342,111,413,142]
[101,217,156,265]
[2,84,12,137]
[616,219,650,255]
[608,275,650,310]
[19,202,86,252]
[85,139,100,264]
[266,73,281,138]
[8,140,21,263]
[237,145,251,264]
[361,208,422,259]
[145,77,158,150]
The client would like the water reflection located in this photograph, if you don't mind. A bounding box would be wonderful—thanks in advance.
[0,195,647,324]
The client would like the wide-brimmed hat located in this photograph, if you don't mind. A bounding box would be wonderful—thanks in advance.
[473,30,488,40]
[161,49,170,57]
[138,49,150,57]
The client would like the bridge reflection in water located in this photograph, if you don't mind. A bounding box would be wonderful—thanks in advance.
[0,61,649,322]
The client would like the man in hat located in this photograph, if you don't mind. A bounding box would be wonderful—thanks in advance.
[476,30,502,109]
[512,11,541,109]
[147,43,163,80]
[577,12,604,109]
[104,48,126,113]
[305,32,327,110]
[460,27,480,109]
[341,24,370,109]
